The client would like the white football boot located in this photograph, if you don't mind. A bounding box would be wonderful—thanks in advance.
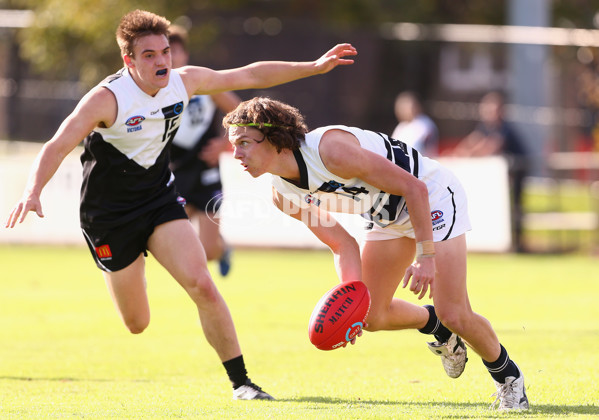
[232,379,275,400]
[491,364,529,410]
[427,333,468,378]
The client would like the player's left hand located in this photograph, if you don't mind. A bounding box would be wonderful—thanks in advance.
[402,257,436,300]
[314,43,357,74]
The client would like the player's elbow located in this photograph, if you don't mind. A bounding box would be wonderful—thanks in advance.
[405,178,429,204]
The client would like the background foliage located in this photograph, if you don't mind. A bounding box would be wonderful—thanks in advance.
[7,0,599,86]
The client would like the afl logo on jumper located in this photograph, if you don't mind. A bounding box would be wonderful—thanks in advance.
[125,115,145,132]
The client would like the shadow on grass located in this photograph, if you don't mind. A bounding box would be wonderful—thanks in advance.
[279,396,599,417]
[0,376,149,383]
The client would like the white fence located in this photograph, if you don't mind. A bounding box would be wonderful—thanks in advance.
[0,141,511,252]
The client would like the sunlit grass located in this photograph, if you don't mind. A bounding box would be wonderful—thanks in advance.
[0,245,598,419]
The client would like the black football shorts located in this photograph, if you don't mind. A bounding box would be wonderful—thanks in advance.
[82,201,188,272]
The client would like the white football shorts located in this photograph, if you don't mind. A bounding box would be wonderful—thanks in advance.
[364,163,471,242]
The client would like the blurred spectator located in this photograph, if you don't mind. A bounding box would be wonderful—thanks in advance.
[169,25,240,276]
[451,91,530,253]
[391,91,439,157]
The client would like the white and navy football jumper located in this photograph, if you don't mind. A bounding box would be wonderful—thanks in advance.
[272,125,471,241]
[169,95,223,202]
[171,94,217,153]
[80,68,189,229]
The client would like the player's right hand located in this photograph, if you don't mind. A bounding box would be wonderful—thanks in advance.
[403,257,436,300]
[313,43,357,74]
[5,195,44,228]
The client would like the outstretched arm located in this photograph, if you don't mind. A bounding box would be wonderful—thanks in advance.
[273,188,366,345]
[5,87,115,228]
[272,188,362,284]
[180,43,357,96]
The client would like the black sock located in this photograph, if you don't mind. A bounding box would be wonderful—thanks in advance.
[418,305,452,343]
[483,344,520,383]
[222,355,248,389]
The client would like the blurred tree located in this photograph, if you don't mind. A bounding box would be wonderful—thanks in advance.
[10,0,599,87]
[12,0,189,85]
[10,0,508,86]
[553,0,599,28]
[6,0,599,148]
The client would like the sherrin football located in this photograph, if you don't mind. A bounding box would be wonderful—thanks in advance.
[308,280,371,351]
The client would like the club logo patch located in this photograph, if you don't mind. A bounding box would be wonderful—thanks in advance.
[95,244,113,260]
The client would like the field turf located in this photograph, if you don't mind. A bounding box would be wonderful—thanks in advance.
[0,245,598,419]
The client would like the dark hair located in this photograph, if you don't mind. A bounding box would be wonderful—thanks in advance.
[116,10,170,57]
[223,97,308,152]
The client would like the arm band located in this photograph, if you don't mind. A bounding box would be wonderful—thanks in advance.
[416,240,435,259]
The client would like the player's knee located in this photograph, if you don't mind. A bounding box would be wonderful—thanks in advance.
[364,313,384,332]
[187,273,219,303]
[127,324,147,334]
[435,307,468,336]
[203,246,221,261]
[123,317,150,334]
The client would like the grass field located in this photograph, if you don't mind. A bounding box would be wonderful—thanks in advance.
[0,245,598,419]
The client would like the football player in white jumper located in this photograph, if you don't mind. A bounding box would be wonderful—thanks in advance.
[223,97,529,410]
